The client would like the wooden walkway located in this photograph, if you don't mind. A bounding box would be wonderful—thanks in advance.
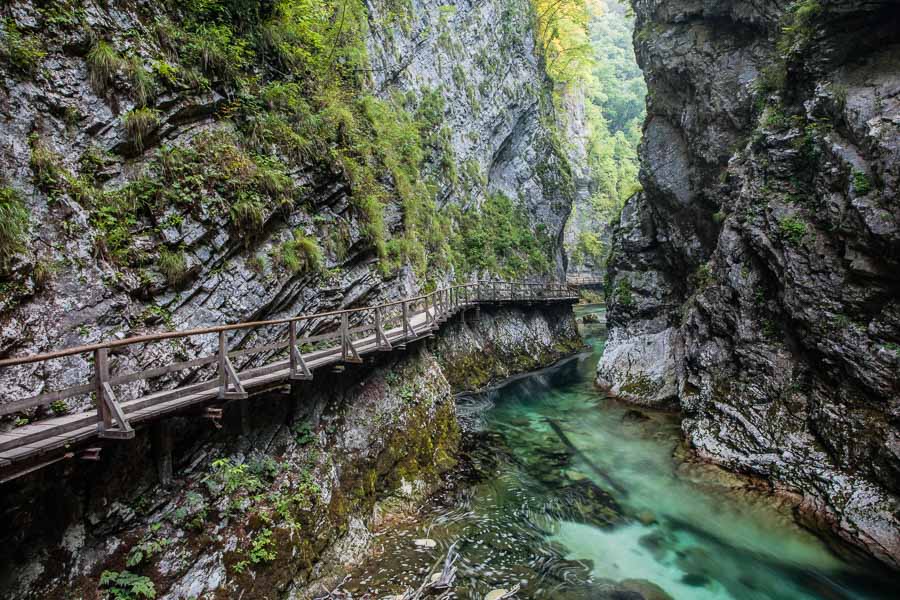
[566,274,604,287]
[0,280,577,482]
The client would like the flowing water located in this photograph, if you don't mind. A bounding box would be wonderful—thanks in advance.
[340,306,894,599]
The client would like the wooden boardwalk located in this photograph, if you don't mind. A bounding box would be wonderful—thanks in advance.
[0,280,577,482]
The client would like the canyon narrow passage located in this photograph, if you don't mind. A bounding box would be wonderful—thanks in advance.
[334,308,895,599]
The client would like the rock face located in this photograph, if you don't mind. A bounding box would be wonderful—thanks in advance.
[0,305,580,599]
[0,0,575,418]
[599,0,900,567]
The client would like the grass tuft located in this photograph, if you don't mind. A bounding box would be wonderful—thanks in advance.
[122,108,160,152]
[158,247,188,286]
[86,40,123,92]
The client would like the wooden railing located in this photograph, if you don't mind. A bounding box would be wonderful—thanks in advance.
[0,280,577,477]
[566,274,605,287]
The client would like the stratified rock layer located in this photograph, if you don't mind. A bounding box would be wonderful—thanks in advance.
[599,0,900,567]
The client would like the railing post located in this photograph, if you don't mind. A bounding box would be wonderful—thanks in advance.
[402,300,410,338]
[95,347,112,430]
[289,321,298,373]
[218,331,227,399]
[341,312,348,359]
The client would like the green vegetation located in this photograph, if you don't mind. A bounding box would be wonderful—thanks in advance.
[1,18,46,76]
[450,192,553,278]
[272,230,323,274]
[778,216,808,244]
[86,40,123,92]
[127,56,156,106]
[0,183,29,271]
[615,278,633,307]
[122,108,160,152]
[852,170,872,195]
[560,1,645,269]
[99,570,156,599]
[6,0,580,286]
[571,230,604,266]
[157,248,188,285]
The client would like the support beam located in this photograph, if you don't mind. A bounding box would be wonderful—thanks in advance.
[218,331,248,400]
[375,307,392,351]
[341,312,363,363]
[289,321,313,380]
[95,348,135,440]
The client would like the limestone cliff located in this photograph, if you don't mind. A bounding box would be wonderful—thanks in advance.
[599,0,900,567]
[0,0,575,417]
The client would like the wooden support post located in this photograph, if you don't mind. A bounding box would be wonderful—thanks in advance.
[289,321,313,380]
[375,306,392,351]
[95,347,134,439]
[218,331,247,400]
[152,420,174,486]
[94,347,112,431]
[341,312,362,363]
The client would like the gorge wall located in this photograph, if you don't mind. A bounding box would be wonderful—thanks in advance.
[0,0,576,417]
[598,0,900,567]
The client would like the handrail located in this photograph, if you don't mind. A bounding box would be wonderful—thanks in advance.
[0,280,572,367]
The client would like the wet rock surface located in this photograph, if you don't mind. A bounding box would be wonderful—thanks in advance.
[599,0,900,568]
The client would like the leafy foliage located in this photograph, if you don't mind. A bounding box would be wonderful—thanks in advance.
[451,192,553,277]
[1,18,46,76]
[778,216,808,244]
[99,570,156,600]
[122,108,161,152]
[0,183,29,271]
[565,1,645,269]
[87,40,123,92]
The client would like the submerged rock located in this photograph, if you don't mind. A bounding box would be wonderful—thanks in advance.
[619,579,675,600]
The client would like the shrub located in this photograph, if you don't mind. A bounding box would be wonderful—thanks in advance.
[778,216,807,244]
[615,279,634,307]
[248,528,277,564]
[1,19,46,76]
[86,40,123,92]
[122,108,160,152]
[0,184,29,269]
[28,135,66,195]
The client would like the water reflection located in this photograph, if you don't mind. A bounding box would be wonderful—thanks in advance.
[342,307,894,599]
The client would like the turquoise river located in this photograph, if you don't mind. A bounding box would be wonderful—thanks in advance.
[340,306,894,599]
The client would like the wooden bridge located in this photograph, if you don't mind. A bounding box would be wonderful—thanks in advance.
[0,280,577,483]
[566,274,604,287]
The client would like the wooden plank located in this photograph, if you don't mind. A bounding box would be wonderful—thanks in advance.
[0,382,95,417]
[110,354,218,386]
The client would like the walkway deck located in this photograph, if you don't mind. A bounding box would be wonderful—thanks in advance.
[0,280,577,482]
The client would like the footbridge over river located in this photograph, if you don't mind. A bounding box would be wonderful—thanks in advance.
[0,280,577,483]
